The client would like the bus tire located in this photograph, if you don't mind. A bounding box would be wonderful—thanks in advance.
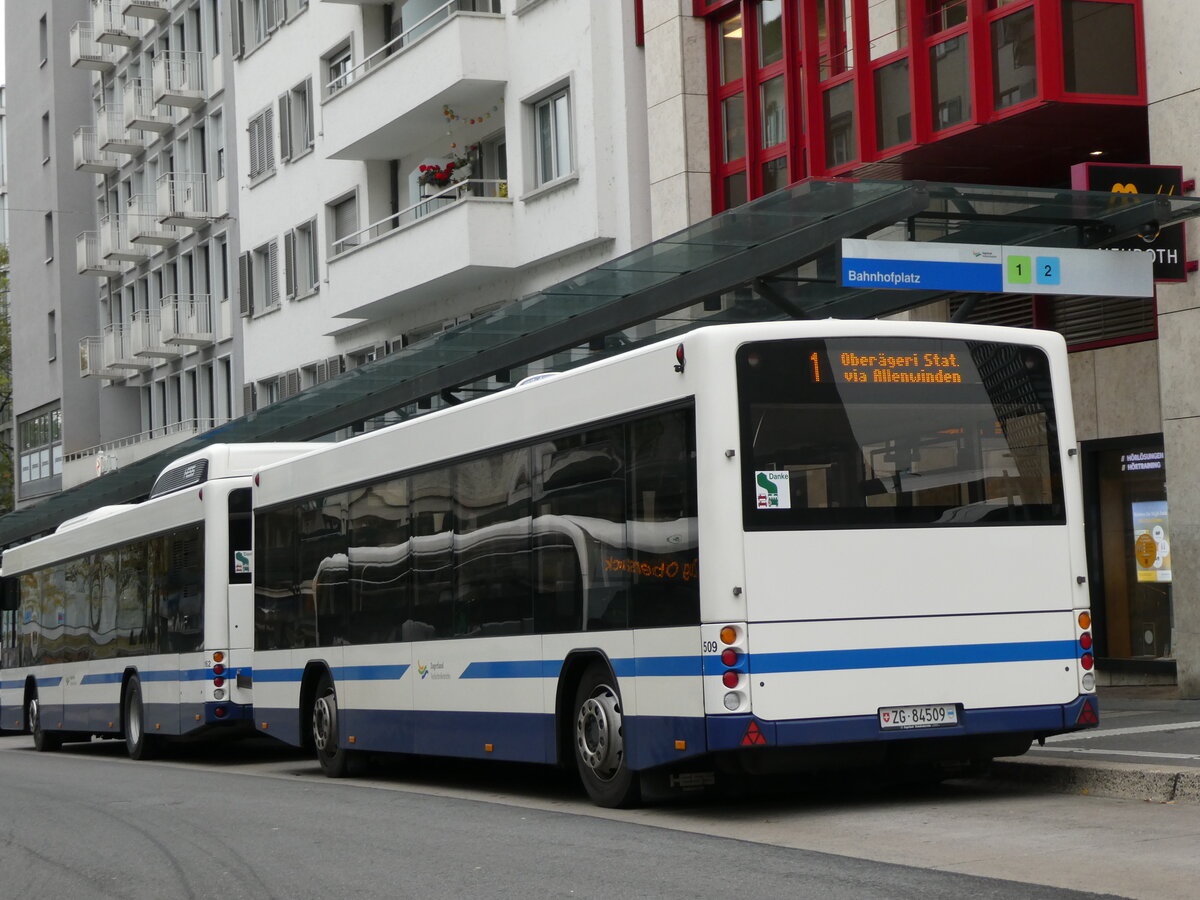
[312,673,360,778]
[123,675,162,760]
[29,695,61,753]
[572,662,640,808]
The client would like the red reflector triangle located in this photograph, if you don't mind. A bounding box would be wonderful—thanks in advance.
[1077,701,1099,725]
[741,721,767,746]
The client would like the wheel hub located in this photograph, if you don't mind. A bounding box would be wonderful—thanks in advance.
[28,698,39,734]
[313,695,335,752]
[576,686,623,779]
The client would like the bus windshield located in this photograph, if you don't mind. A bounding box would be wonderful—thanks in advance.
[738,336,1065,529]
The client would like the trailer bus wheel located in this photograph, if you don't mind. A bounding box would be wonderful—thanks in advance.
[572,662,640,808]
[123,675,161,760]
[312,672,360,778]
[29,695,61,753]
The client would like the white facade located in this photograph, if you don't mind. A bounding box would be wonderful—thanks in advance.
[232,0,651,402]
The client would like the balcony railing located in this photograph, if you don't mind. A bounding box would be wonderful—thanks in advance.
[69,21,116,71]
[160,294,214,346]
[153,50,205,108]
[79,336,105,378]
[97,105,145,155]
[127,194,179,246]
[121,0,169,20]
[130,309,181,360]
[332,179,508,255]
[123,78,173,133]
[74,127,119,174]
[102,323,151,371]
[94,0,141,47]
[157,173,211,226]
[326,0,502,98]
[99,214,148,263]
[76,232,121,277]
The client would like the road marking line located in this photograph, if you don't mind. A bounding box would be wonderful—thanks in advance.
[1044,720,1200,742]
[1034,746,1200,761]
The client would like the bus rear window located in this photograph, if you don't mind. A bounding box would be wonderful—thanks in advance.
[737,337,1065,529]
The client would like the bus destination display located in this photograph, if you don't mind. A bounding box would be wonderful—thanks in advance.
[811,349,965,385]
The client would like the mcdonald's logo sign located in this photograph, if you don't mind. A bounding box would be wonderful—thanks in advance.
[1071,162,1187,283]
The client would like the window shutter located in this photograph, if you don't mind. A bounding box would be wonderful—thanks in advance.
[264,106,275,173]
[248,114,262,178]
[314,358,328,384]
[242,383,256,412]
[278,94,292,162]
[267,240,279,307]
[231,0,245,60]
[333,196,357,245]
[302,79,314,149]
[283,229,296,299]
[238,252,252,316]
[326,355,344,377]
[274,0,287,28]
[284,369,301,398]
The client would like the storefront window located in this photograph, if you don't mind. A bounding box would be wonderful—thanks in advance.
[992,7,1038,110]
[1062,1,1138,96]
[874,58,911,150]
[1086,439,1172,660]
[930,35,970,130]
[823,82,856,168]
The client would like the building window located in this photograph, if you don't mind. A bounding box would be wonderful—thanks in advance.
[43,213,53,262]
[285,218,319,298]
[532,87,572,186]
[47,312,56,361]
[18,408,62,495]
[279,78,314,162]
[41,112,50,164]
[991,5,1038,110]
[1061,0,1137,96]
[39,15,48,65]
[324,42,353,96]
[247,105,275,182]
[238,240,279,316]
[328,193,359,255]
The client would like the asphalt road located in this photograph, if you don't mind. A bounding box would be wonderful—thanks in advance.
[0,734,1192,900]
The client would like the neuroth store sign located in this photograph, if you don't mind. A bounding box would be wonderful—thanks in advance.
[1070,162,1186,283]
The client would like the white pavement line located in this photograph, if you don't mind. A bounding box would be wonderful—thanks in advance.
[1044,720,1200,742]
[1034,746,1200,761]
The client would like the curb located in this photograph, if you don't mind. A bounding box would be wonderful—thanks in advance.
[989,757,1200,804]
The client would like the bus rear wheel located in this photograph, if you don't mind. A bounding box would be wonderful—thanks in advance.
[123,675,162,760]
[29,696,61,753]
[572,663,640,808]
[312,673,361,778]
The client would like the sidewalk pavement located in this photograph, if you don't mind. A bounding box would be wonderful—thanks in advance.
[987,686,1200,803]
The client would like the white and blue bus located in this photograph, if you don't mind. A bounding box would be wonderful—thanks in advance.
[247,320,1098,806]
[0,444,312,757]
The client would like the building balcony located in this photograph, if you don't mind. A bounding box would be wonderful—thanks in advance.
[73,127,119,174]
[327,180,513,320]
[153,50,206,109]
[97,106,146,155]
[322,1,505,161]
[160,294,214,347]
[79,336,105,378]
[94,0,141,48]
[102,323,151,371]
[76,232,121,277]
[157,173,212,227]
[69,21,116,72]
[127,194,179,246]
[123,78,173,134]
[130,310,181,360]
[120,0,169,21]
[99,214,149,263]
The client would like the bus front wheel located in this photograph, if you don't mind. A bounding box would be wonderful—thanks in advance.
[29,695,61,753]
[571,663,640,808]
[123,675,162,760]
[312,673,360,778]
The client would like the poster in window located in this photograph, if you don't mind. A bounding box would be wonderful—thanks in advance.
[1132,500,1171,583]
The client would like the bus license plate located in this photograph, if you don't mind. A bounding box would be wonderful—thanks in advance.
[878,704,958,730]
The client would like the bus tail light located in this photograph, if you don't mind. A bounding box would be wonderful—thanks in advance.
[722,671,739,689]
[1080,653,1094,671]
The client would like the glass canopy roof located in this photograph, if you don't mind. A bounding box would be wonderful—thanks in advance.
[4,178,1199,547]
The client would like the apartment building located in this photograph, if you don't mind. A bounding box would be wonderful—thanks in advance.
[231,0,651,408]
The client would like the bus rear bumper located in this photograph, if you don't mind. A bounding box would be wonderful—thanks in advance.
[707,694,1100,754]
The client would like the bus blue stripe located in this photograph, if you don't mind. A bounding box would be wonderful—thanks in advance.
[250,665,410,683]
[751,640,1078,673]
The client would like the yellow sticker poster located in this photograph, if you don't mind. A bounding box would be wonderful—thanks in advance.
[1132,501,1171,583]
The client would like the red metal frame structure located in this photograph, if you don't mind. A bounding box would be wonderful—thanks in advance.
[698,0,1147,212]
